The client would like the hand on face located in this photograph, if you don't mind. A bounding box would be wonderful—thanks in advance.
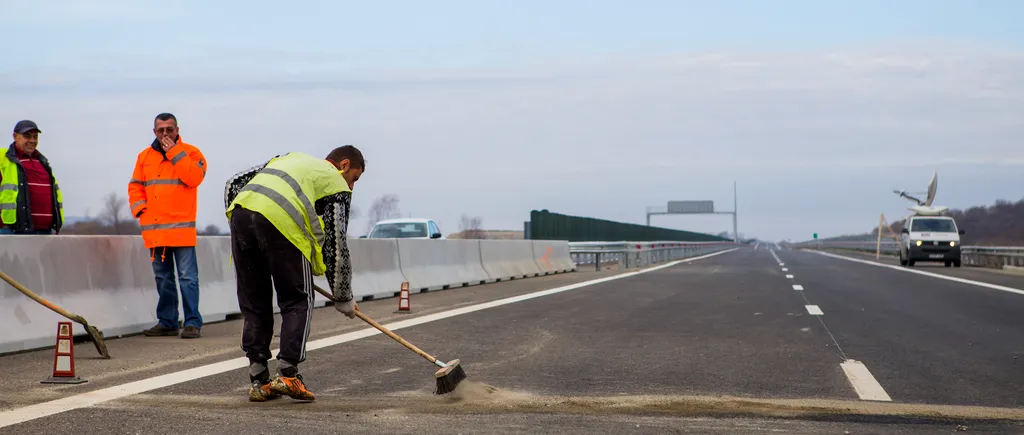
[153,120,178,152]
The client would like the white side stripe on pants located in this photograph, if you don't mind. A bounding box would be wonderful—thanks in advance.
[300,256,314,363]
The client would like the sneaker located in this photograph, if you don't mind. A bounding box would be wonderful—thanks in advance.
[180,326,201,339]
[268,374,316,401]
[143,324,179,337]
[248,379,280,402]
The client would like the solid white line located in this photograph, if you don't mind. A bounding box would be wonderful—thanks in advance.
[792,285,804,291]
[785,274,794,279]
[0,248,740,428]
[805,305,823,315]
[811,250,1024,296]
[840,359,892,402]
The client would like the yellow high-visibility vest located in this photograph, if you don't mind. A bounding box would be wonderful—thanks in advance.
[226,152,350,275]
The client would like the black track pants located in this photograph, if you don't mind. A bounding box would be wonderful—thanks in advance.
[229,207,316,368]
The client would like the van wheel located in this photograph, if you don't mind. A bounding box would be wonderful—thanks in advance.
[907,260,915,267]
[945,261,952,267]
[953,260,962,268]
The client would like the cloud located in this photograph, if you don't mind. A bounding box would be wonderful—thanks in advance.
[3,44,1023,241]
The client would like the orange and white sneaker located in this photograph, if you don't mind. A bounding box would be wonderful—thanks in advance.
[268,374,316,401]
[249,379,281,402]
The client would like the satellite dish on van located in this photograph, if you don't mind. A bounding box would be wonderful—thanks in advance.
[894,169,948,217]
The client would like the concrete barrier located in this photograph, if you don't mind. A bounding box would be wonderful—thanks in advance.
[479,240,543,280]
[312,239,409,301]
[0,235,239,355]
[531,240,577,274]
[396,239,490,291]
[0,235,576,355]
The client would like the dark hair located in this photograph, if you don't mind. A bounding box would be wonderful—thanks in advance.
[154,113,177,126]
[326,145,365,170]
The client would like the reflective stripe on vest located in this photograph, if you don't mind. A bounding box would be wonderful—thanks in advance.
[227,152,349,275]
[0,156,21,224]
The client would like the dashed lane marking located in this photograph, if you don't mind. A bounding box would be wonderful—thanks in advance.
[805,305,824,315]
[792,285,804,291]
[840,360,893,402]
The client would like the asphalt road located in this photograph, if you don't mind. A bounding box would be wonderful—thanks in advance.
[1,246,1022,434]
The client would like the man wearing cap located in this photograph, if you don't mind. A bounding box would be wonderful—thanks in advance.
[0,120,64,235]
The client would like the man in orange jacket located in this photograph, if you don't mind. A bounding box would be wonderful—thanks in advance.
[128,112,208,339]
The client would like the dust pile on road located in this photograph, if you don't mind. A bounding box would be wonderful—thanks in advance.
[445,381,530,404]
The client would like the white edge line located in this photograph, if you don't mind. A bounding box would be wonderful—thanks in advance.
[840,359,892,402]
[0,248,741,428]
[792,285,804,291]
[811,250,1024,296]
[804,304,823,315]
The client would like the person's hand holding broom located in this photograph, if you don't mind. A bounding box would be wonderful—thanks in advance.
[334,298,357,319]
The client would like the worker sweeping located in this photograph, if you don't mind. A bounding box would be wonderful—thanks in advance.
[223,145,365,402]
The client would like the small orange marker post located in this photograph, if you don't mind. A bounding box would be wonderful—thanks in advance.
[41,321,87,384]
[395,282,411,314]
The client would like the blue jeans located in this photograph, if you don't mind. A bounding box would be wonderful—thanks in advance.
[151,246,203,329]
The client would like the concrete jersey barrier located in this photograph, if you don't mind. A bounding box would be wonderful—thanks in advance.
[0,235,577,355]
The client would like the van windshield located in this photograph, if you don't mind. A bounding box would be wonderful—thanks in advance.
[910,218,957,233]
[368,222,428,238]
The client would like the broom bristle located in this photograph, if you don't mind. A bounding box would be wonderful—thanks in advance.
[434,363,467,395]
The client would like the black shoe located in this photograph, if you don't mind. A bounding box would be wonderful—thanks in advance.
[180,326,201,339]
[143,324,179,337]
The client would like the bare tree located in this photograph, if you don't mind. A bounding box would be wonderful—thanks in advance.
[459,214,486,239]
[101,192,129,234]
[365,194,401,234]
[200,224,223,235]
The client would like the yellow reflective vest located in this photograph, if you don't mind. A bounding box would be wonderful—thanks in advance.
[226,152,350,275]
[0,145,64,232]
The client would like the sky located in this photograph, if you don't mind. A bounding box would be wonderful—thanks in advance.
[2,0,1023,242]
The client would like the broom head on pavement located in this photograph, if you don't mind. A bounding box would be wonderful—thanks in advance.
[434,358,466,395]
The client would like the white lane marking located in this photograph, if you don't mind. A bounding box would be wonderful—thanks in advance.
[792,285,804,291]
[0,249,740,428]
[812,250,1024,297]
[840,359,892,402]
[785,274,794,279]
[779,263,785,266]
[781,268,788,272]
[805,305,823,315]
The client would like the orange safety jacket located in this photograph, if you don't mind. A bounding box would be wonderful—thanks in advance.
[127,136,207,252]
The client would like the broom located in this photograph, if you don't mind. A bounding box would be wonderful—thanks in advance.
[0,270,111,359]
[311,284,466,394]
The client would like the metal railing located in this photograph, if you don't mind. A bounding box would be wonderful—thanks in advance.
[569,241,737,271]
[787,240,1024,269]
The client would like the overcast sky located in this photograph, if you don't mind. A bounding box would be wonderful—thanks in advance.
[3,0,1023,242]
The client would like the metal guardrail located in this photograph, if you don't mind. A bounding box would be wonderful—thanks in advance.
[787,241,1024,269]
[568,241,737,271]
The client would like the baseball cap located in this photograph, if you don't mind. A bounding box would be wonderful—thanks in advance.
[13,120,41,134]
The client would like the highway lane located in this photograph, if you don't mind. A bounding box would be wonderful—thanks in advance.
[772,248,1024,409]
[818,248,1024,290]
[2,247,1023,434]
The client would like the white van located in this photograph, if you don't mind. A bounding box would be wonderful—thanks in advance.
[898,215,964,267]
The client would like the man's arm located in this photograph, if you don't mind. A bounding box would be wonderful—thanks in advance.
[168,145,207,188]
[316,191,353,302]
[223,156,282,210]
[128,153,148,218]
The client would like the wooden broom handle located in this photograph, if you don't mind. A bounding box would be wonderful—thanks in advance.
[312,284,440,365]
[0,270,89,326]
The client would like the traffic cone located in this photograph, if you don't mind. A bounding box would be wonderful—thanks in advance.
[395,282,411,314]
[41,321,87,384]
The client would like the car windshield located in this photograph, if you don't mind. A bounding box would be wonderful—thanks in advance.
[910,218,957,233]
[369,222,428,238]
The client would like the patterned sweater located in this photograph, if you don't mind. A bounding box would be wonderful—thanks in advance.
[223,155,354,302]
